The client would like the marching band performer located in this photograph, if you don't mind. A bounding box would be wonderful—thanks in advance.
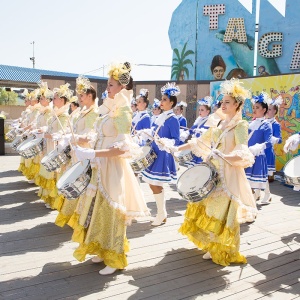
[131,88,151,145]
[41,83,73,208]
[54,76,99,226]
[245,92,273,204]
[175,101,188,145]
[18,89,41,182]
[141,82,180,226]
[151,98,162,126]
[175,78,257,266]
[184,96,212,167]
[131,97,137,117]
[71,62,150,275]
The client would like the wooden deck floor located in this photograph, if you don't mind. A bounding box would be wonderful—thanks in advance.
[0,154,299,300]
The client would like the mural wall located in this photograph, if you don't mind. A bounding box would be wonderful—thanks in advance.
[169,0,300,81]
[210,74,300,170]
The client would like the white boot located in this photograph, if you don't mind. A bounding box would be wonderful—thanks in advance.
[203,252,212,260]
[99,266,118,275]
[253,189,261,201]
[151,190,167,226]
[91,256,104,263]
[261,182,271,205]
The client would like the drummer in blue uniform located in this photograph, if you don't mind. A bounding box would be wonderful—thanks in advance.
[264,95,283,197]
[185,96,212,167]
[131,89,151,146]
[245,92,273,204]
[151,98,162,126]
[141,82,180,226]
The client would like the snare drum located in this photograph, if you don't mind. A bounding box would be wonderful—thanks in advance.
[11,134,28,151]
[17,137,45,158]
[130,145,157,173]
[56,159,92,200]
[283,155,300,188]
[175,150,193,164]
[6,129,17,142]
[41,145,71,172]
[176,162,219,202]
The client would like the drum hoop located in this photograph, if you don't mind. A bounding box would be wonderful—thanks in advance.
[283,155,300,176]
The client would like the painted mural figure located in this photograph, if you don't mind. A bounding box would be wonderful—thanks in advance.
[174,79,257,266]
[287,92,300,118]
[210,55,226,80]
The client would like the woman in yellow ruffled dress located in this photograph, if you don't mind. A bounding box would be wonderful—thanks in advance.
[41,83,73,209]
[71,62,150,275]
[18,89,41,181]
[176,78,258,266]
[54,76,98,226]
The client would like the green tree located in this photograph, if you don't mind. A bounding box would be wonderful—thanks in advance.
[0,88,18,105]
[171,42,195,81]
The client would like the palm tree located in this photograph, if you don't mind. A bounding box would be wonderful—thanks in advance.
[171,42,195,81]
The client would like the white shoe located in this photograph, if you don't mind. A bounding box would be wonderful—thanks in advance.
[203,252,212,260]
[45,203,51,209]
[91,256,103,263]
[261,193,271,205]
[28,179,35,184]
[253,189,261,201]
[151,191,167,226]
[99,266,118,275]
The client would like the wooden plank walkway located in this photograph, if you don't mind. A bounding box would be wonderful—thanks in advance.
[0,154,299,300]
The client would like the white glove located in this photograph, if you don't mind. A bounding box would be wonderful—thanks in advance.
[284,133,300,153]
[248,143,266,156]
[57,137,69,152]
[35,132,44,139]
[210,149,224,160]
[74,146,96,161]
[270,136,279,146]
[180,130,190,142]
[156,138,177,153]
[137,128,153,141]
[52,132,62,141]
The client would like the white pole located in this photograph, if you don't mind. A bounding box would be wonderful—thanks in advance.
[253,0,260,76]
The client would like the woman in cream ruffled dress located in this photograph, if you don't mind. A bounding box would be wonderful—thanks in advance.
[72,62,150,275]
[176,78,258,266]
[54,76,98,226]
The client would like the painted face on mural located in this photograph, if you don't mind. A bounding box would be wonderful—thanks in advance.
[213,66,225,80]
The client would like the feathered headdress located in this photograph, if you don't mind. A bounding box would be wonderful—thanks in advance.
[136,88,149,99]
[21,88,29,100]
[251,91,273,105]
[220,78,251,103]
[177,101,187,107]
[101,90,108,100]
[37,81,48,97]
[161,82,180,98]
[107,61,131,85]
[53,83,74,101]
[197,96,213,107]
[271,95,283,106]
[131,97,137,105]
[152,98,160,108]
[76,75,92,94]
[69,95,78,103]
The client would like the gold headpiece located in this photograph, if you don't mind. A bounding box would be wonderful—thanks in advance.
[76,75,92,94]
[70,95,78,103]
[107,62,131,85]
[53,83,74,101]
[220,78,251,103]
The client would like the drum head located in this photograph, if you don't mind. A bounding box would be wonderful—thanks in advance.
[284,155,300,177]
[17,136,35,151]
[177,164,211,194]
[57,159,90,189]
[41,149,59,163]
[136,146,151,160]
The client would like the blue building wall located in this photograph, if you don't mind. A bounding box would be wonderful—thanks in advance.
[169,0,300,81]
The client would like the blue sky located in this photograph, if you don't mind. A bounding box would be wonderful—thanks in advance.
[0,0,181,81]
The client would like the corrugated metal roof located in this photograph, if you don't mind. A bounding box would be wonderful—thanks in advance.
[0,64,105,83]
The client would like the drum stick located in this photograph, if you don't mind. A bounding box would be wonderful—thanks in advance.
[180,126,190,130]
[197,139,233,166]
[67,118,78,147]
[52,111,75,152]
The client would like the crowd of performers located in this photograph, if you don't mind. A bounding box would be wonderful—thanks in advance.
[7,62,300,275]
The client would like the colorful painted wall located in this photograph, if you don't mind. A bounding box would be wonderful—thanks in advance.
[169,0,300,81]
[210,74,300,170]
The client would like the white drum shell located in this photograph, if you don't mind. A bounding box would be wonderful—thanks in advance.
[130,146,157,173]
[41,145,71,172]
[283,155,300,187]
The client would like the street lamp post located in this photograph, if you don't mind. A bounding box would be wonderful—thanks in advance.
[30,41,35,68]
